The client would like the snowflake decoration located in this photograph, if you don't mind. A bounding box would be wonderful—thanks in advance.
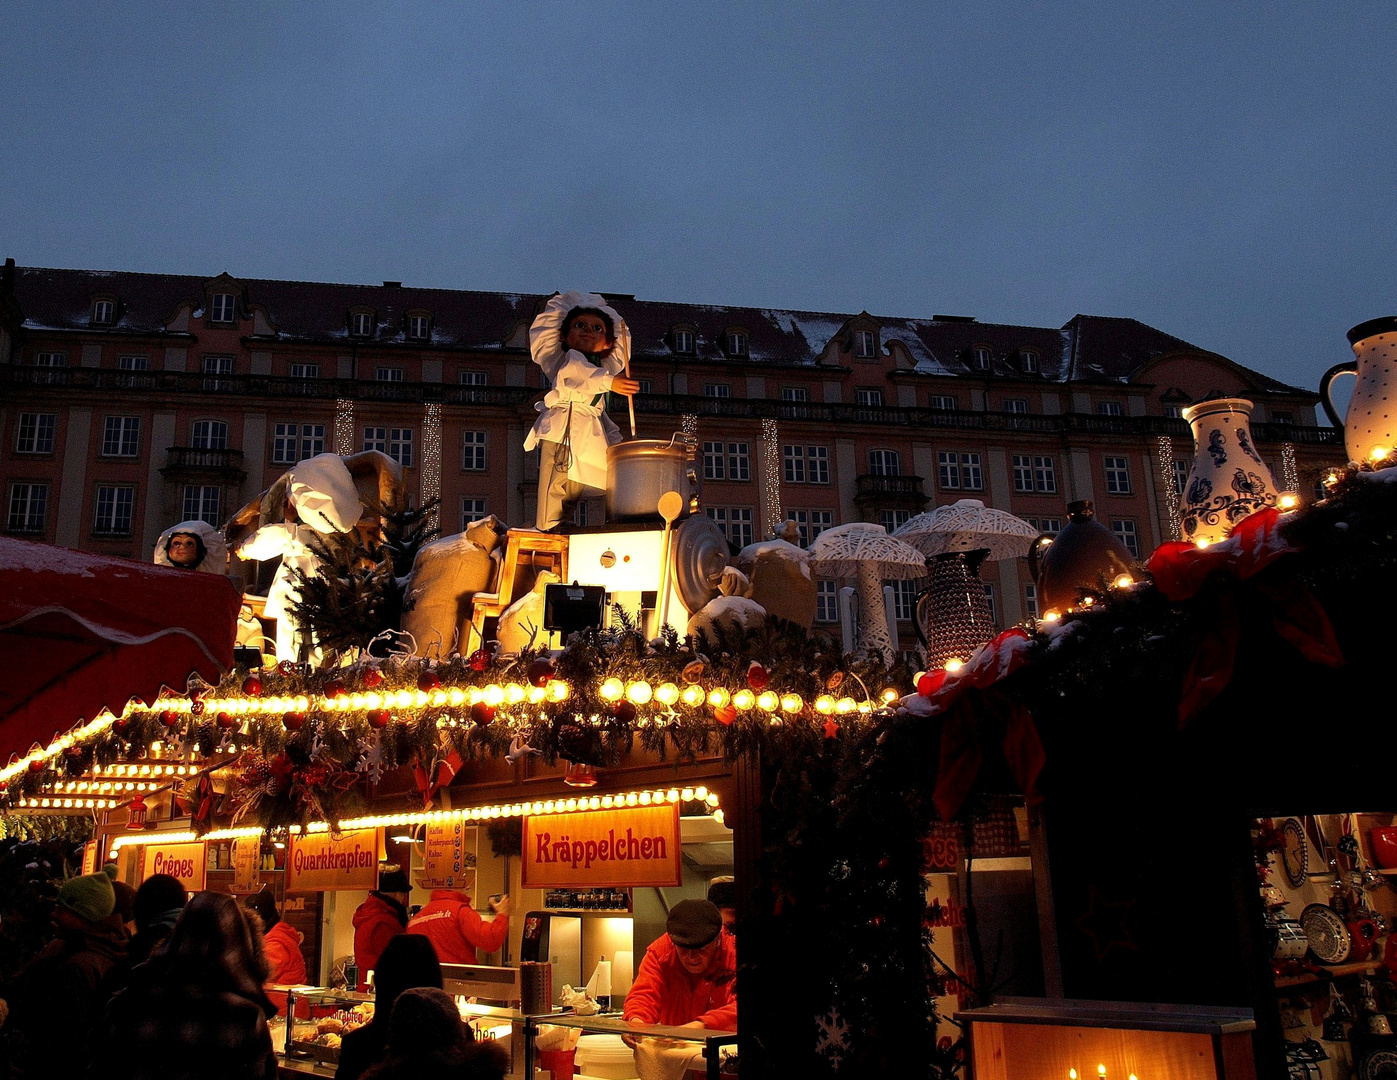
[355,736,384,785]
[815,1006,851,1070]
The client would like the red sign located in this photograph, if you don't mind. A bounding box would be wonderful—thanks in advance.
[522,804,681,889]
[286,828,380,892]
[142,841,207,892]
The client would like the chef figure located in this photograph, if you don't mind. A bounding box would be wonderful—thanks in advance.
[153,519,227,574]
[524,291,640,531]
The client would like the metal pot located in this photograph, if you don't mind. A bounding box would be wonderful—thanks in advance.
[606,434,697,523]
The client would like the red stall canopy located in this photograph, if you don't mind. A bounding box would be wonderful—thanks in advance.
[0,537,240,765]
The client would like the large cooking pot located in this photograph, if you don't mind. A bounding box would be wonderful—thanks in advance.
[606,434,697,523]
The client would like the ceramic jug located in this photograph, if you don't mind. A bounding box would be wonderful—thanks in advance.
[914,550,994,669]
[1321,317,1397,465]
[1026,501,1135,615]
[1178,398,1280,545]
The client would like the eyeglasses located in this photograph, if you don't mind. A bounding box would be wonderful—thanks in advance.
[569,322,608,334]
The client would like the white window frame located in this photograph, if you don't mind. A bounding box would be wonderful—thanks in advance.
[890,579,919,621]
[1172,457,1190,495]
[1111,518,1140,558]
[408,314,431,340]
[928,395,956,411]
[290,362,320,379]
[183,484,221,527]
[1026,516,1063,537]
[1104,455,1132,495]
[1164,404,1184,418]
[703,383,731,399]
[460,370,488,386]
[101,416,140,458]
[672,329,695,354]
[782,445,806,484]
[972,347,991,371]
[8,482,49,533]
[1097,401,1123,416]
[1024,583,1039,619]
[272,422,324,464]
[983,582,997,625]
[92,299,115,325]
[705,505,755,548]
[93,485,135,536]
[118,355,149,371]
[209,293,235,323]
[1004,399,1028,414]
[815,580,839,623]
[855,388,884,407]
[461,497,488,527]
[854,330,877,358]
[1020,351,1040,374]
[868,449,901,477]
[351,312,375,337]
[879,509,911,533]
[786,508,833,548]
[191,420,229,450]
[726,331,747,357]
[781,386,809,402]
[15,413,56,455]
[376,366,405,382]
[462,430,488,471]
[365,426,414,467]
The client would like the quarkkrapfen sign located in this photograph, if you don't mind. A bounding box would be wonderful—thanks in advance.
[286,828,381,891]
[521,803,681,889]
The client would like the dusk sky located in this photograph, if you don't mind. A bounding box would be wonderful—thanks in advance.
[3,2,1393,398]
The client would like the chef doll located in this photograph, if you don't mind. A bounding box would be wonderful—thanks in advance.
[524,291,640,531]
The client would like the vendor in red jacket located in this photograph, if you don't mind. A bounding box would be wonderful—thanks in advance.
[405,888,510,964]
[243,889,306,1019]
[624,899,737,1034]
[351,868,411,990]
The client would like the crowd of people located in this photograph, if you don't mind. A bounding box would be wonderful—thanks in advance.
[0,865,507,1080]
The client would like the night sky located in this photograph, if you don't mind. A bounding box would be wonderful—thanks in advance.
[3,1,1393,398]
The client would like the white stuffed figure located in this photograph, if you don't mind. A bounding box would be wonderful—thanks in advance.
[153,519,228,575]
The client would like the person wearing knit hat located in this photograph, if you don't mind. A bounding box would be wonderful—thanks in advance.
[57,871,117,923]
[350,867,412,992]
[623,899,736,1036]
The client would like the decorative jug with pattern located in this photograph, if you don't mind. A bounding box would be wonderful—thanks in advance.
[1178,397,1279,544]
[1321,317,1397,465]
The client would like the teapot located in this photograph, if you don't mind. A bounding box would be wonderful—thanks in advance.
[1027,501,1136,616]
[1321,317,1397,465]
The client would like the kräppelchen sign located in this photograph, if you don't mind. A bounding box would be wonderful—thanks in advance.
[522,804,682,889]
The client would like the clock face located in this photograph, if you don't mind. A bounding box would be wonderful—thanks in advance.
[1281,819,1309,889]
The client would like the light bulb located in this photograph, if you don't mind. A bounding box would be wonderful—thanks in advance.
[732,689,755,710]
[600,678,625,702]
[626,681,653,705]
[655,682,680,706]
[707,687,731,708]
[944,659,963,673]
[1112,574,1134,589]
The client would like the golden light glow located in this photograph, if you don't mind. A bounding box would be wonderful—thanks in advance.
[731,689,755,710]
[548,680,570,702]
[944,659,963,673]
[483,684,505,707]
[626,681,653,705]
[1112,574,1134,589]
[815,695,836,714]
[680,684,705,707]
[835,697,856,714]
[1195,536,1212,549]
[1371,446,1390,462]
[655,682,680,706]
[599,678,625,702]
[1042,610,1061,623]
[880,688,898,703]
[756,691,779,712]
[1278,493,1299,510]
[780,693,803,713]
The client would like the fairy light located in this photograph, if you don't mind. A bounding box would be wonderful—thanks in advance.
[732,689,755,710]
[0,711,118,784]
[680,413,698,444]
[944,658,964,673]
[334,398,355,456]
[1157,435,1182,541]
[1112,574,1134,589]
[656,682,680,706]
[761,418,782,536]
[1278,493,1299,510]
[1281,442,1300,495]
[421,402,443,533]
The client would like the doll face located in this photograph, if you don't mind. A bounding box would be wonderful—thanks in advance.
[565,313,612,355]
[168,534,200,566]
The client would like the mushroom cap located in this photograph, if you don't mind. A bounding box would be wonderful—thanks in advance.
[893,498,1040,562]
[809,522,927,579]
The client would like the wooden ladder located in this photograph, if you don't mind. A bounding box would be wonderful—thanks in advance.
[464,529,569,654]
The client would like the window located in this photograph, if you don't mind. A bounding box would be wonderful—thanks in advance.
[1104,455,1131,495]
[928,395,957,411]
[209,293,235,323]
[571,499,593,527]
[1172,457,1190,495]
[854,330,877,358]
[101,417,140,457]
[351,312,374,337]
[1012,454,1056,494]
[636,379,652,394]
[983,582,997,625]
[35,352,66,383]
[855,388,884,407]
[890,580,919,622]
[1164,404,1183,419]
[376,367,404,382]
[726,442,750,481]
[15,413,56,454]
[672,330,695,354]
[408,314,430,340]
[815,580,839,623]
[1004,399,1028,414]
[703,442,749,481]
[1271,410,1294,424]
[290,363,320,379]
[703,442,725,481]
[783,445,829,484]
[202,354,233,390]
[460,370,488,386]
[1111,519,1140,558]
[786,509,833,548]
[272,422,325,464]
[93,485,134,536]
[191,420,228,450]
[118,355,148,371]
[7,483,48,533]
[705,506,754,548]
[1024,583,1039,619]
[938,451,983,491]
[183,485,221,527]
[1025,516,1062,537]
[972,347,991,371]
[462,431,488,471]
[1097,401,1123,416]
[879,509,911,533]
[781,387,808,402]
[726,332,747,357]
[868,449,901,476]
[703,383,731,399]
[92,300,115,325]
[1020,351,1040,374]
[462,498,488,527]
[364,427,414,467]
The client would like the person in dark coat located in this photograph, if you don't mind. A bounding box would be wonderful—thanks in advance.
[96,874,189,1002]
[4,871,128,1080]
[95,891,278,1080]
[336,934,442,1080]
[360,987,508,1080]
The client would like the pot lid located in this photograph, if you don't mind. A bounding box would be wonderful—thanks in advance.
[893,499,1041,562]
[673,514,731,615]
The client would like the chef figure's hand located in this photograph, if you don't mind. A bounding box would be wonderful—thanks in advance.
[610,377,641,397]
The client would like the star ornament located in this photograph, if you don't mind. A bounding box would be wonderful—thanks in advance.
[1072,884,1139,962]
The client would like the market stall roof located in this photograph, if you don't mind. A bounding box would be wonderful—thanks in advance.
[0,537,240,767]
[893,498,1041,562]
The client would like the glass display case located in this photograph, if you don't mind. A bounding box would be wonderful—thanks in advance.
[521,1013,737,1080]
[281,986,376,1067]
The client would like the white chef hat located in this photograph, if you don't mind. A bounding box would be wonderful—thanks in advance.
[287,453,363,534]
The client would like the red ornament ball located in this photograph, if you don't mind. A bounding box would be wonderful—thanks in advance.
[713,704,737,727]
[324,678,347,699]
[612,700,638,724]
[362,668,384,688]
[526,658,555,688]
[417,670,441,692]
[367,709,391,730]
[28,758,44,774]
[916,671,944,697]
[468,648,492,672]
[278,660,297,676]
[877,856,893,872]
[161,709,182,728]
[746,662,770,690]
[216,712,236,730]
[469,702,496,727]
[114,717,130,735]
[283,711,307,731]
[241,675,263,697]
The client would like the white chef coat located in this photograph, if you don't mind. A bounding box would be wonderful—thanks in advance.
[523,290,632,492]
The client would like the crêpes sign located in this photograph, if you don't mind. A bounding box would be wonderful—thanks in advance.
[141,840,206,892]
[522,803,681,889]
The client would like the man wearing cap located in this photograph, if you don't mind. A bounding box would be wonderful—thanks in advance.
[3,872,129,1080]
[352,868,412,991]
[623,899,737,1034]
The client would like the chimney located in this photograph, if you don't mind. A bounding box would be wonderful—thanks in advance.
[2,258,14,296]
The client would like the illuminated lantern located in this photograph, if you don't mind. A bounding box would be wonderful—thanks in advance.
[125,793,147,829]
[564,762,598,788]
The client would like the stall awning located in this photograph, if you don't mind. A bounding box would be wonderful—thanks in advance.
[0,537,240,764]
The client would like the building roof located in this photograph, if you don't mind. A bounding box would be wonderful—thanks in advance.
[5,264,1311,395]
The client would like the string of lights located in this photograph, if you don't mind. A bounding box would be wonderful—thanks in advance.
[334,398,355,456]
[422,402,443,533]
[762,418,782,536]
[1156,435,1182,541]
[1281,442,1300,496]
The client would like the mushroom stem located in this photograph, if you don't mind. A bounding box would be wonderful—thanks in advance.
[855,561,895,665]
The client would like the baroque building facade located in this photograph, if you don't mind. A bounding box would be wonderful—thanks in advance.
[0,260,1341,634]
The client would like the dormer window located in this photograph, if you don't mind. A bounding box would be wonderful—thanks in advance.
[407,313,431,341]
[972,347,992,371]
[1020,350,1040,374]
[725,331,748,358]
[854,330,877,359]
[350,311,375,337]
[92,300,115,326]
[210,293,236,323]
[672,329,695,355]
